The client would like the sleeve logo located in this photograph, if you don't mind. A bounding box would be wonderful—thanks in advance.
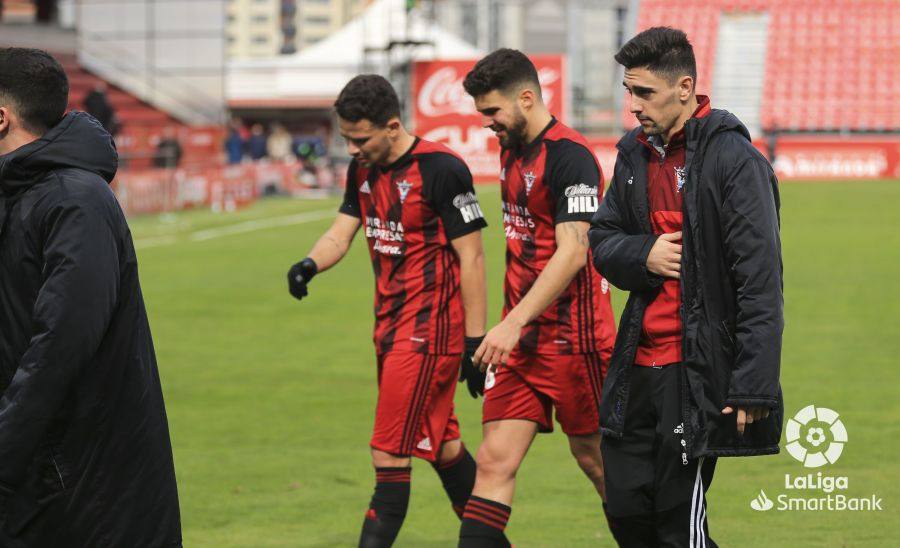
[564,183,598,214]
[452,192,485,223]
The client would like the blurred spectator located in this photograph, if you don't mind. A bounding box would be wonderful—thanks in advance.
[83,82,118,136]
[35,0,56,23]
[267,123,294,161]
[154,127,182,169]
[224,118,246,164]
[247,123,268,161]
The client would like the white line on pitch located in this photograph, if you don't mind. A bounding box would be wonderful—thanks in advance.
[133,235,179,249]
[133,185,499,250]
[190,209,335,241]
[134,208,335,249]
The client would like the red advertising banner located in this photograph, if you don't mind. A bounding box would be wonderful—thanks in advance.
[585,135,900,183]
[412,56,566,182]
[770,136,900,180]
[584,137,619,185]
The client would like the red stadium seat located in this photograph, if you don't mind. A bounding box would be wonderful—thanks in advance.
[628,0,900,131]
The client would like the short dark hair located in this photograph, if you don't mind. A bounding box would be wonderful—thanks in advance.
[615,27,697,85]
[334,74,400,127]
[0,48,69,134]
[463,48,542,98]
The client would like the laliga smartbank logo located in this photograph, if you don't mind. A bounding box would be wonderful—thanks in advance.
[785,404,846,467]
[749,405,883,512]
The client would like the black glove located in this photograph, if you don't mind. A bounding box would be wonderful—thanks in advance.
[287,258,318,301]
[459,335,486,398]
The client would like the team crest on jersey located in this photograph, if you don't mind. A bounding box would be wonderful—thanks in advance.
[523,171,536,194]
[360,180,371,194]
[675,166,686,192]
[396,179,413,203]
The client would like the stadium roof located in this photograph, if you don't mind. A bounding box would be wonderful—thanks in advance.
[226,0,482,109]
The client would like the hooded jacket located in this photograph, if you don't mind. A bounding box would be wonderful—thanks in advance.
[589,109,784,457]
[0,112,181,546]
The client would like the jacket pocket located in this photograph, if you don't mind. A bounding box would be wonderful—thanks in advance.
[2,453,69,537]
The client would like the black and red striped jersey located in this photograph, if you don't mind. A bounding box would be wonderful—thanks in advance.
[499,118,616,355]
[339,138,488,355]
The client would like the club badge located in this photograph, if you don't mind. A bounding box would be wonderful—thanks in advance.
[675,166,686,192]
[523,171,536,194]
[396,180,412,203]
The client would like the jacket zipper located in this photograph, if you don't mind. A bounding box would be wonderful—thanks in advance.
[50,454,66,490]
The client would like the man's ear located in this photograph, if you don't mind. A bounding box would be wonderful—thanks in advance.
[678,75,695,102]
[0,107,10,134]
[385,117,402,137]
[518,87,537,112]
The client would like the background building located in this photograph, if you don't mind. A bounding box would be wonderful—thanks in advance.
[226,0,368,58]
[433,0,629,133]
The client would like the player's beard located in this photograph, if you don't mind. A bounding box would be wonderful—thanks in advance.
[637,115,665,136]
[496,110,528,150]
[638,93,680,137]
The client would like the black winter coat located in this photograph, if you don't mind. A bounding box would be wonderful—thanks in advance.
[0,112,181,546]
[589,109,784,457]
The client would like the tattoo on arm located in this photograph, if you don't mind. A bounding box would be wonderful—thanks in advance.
[563,222,589,247]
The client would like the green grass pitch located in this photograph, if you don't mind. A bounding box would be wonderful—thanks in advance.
[129,180,900,546]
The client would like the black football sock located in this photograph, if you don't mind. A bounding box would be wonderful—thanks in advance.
[358,467,411,548]
[458,495,512,548]
[432,444,476,518]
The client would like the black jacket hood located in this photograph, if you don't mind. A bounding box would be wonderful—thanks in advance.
[0,111,118,194]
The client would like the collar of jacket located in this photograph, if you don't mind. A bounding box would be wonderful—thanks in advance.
[617,108,750,156]
[0,111,118,196]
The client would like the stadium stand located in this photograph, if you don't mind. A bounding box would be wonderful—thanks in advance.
[49,53,231,174]
[65,63,175,127]
[629,0,900,132]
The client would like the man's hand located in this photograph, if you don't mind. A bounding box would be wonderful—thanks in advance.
[287,258,318,301]
[459,336,486,398]
[722,405,770,436]
[473,317,524,369]
[646,231,682,279]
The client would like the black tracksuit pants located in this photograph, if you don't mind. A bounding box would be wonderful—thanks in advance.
[602,364,717,547]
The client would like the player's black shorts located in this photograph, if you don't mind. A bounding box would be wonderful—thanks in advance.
[601,364,717,547]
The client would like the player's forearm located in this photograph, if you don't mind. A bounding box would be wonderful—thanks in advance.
[458,250,487,337]
[306,230,352,273]
[505,245,587,327]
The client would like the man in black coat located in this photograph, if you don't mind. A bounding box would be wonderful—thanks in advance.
[589,28,784,547]
[82,82,117,137]
[0,48,181,547]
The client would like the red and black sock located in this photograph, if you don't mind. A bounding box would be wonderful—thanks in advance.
[458,495,512,548]
[432,444,476,519]
[358,467,411,548]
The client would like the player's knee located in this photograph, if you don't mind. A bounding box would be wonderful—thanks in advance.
[371,449,410,469]
[436,439,463,464]
[475,443,520,481]
[570,441,603,479]
[575,451,604,481]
